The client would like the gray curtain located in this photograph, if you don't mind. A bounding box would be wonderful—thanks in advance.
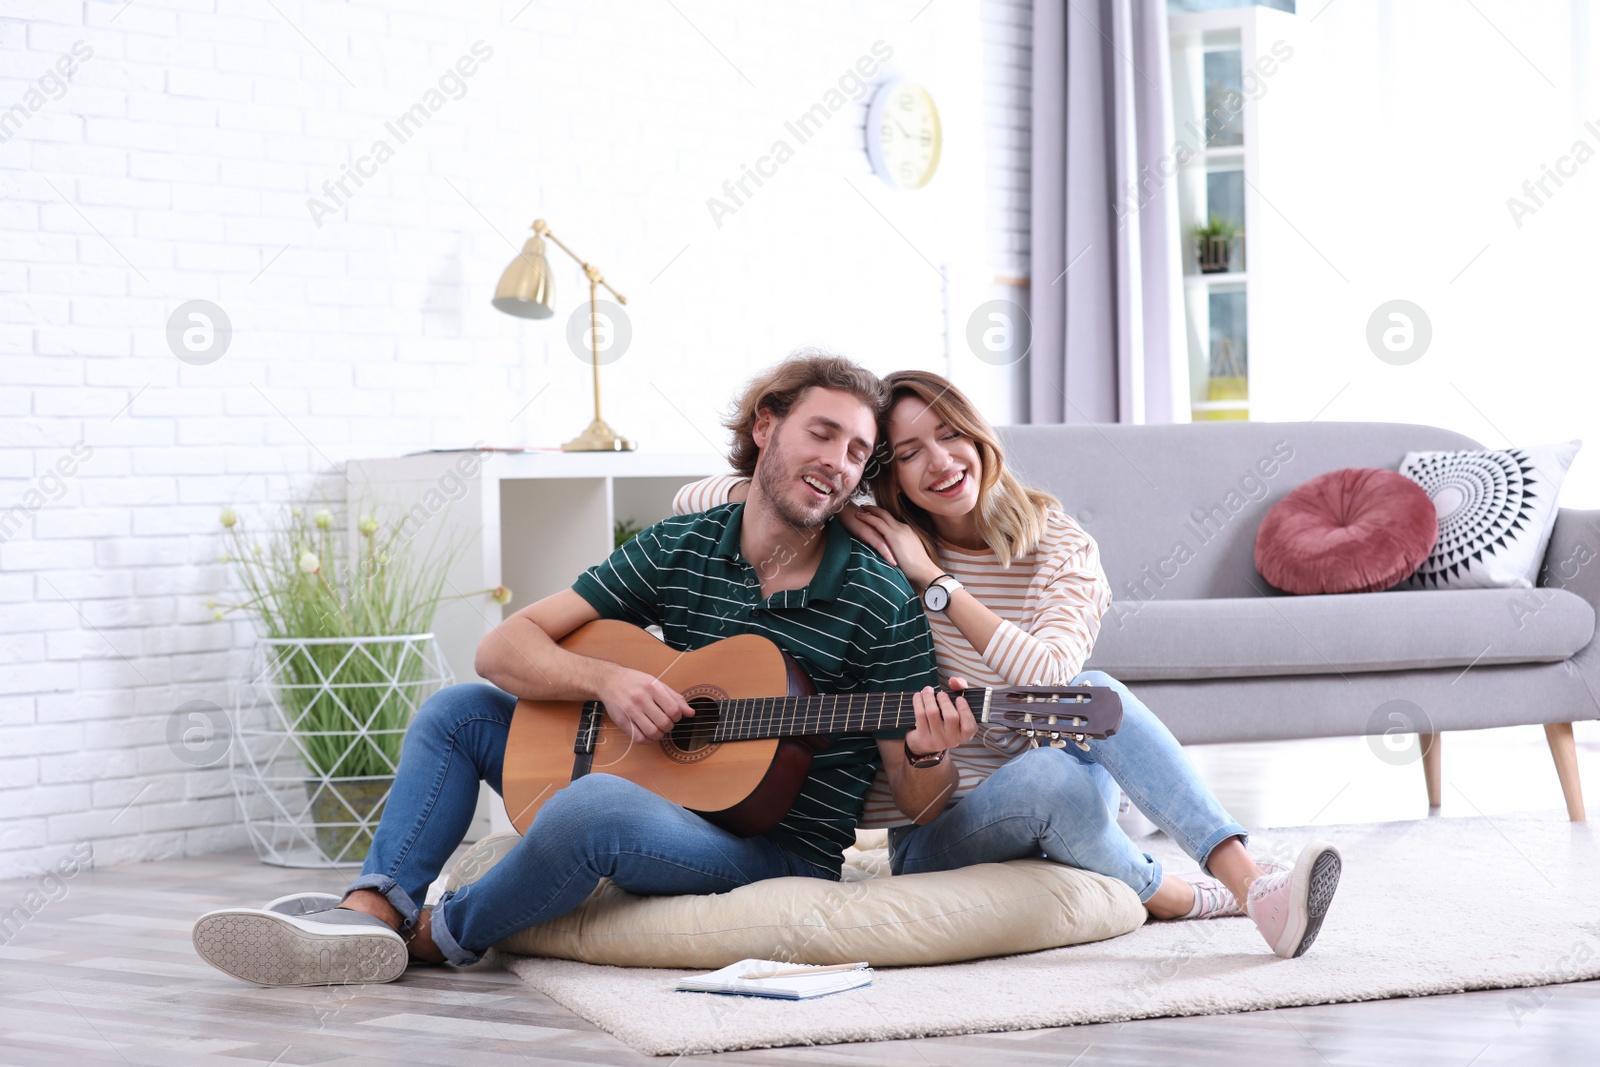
[1028,0,1179,424]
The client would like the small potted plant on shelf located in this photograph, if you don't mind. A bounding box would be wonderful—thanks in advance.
[1191,214,1244,274]
[211,503,509,866]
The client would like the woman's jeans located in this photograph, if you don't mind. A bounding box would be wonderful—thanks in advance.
[344,683,833,965]
[888,671,1247,904]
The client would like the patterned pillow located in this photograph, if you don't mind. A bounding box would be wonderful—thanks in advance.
[1399,441,1581,589]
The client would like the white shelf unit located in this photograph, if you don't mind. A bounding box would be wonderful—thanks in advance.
[1183,272,1249,288]
[347,451,727,836]
[1168,4,1298,422]
[347,451,729,689]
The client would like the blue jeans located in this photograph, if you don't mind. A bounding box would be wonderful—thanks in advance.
[345,683,833,965]
[888,671,1247,904]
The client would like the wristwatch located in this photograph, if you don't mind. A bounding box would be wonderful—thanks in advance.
[904,739,947,768]
[922,573,963,613]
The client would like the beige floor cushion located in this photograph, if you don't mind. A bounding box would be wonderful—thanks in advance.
[442,831,1147,968]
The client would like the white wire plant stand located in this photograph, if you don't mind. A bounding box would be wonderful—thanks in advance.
[230,633,453,868]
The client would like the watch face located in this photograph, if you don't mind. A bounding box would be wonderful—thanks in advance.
[923,583,950,612]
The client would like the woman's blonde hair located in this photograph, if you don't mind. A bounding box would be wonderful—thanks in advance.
[866,370,1057,568]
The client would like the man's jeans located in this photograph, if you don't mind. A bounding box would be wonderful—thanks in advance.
[888,671,1246,903]
[345,683,833,965]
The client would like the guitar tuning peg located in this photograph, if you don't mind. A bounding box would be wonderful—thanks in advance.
[1049,737,1067,749]
[1073,733,1090,753]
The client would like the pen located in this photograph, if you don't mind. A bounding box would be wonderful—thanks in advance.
[737,962,870,980]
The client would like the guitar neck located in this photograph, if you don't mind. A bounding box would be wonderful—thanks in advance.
[709,688,991,741]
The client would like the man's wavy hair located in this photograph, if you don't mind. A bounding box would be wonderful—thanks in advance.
[724,350,888,478]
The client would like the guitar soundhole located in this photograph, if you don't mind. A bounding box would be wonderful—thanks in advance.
[663,696,723,763]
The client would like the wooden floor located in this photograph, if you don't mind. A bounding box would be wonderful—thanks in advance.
[5,724,1600,1065]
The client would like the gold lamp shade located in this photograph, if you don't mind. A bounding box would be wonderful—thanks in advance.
[491,235,555,319]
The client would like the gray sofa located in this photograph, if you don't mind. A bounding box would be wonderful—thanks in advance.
[998,421,1595,821]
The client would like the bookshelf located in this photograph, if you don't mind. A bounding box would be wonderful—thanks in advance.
[1169,4,1298,421]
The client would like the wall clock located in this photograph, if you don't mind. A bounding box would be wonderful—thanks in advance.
[867,80,942,190]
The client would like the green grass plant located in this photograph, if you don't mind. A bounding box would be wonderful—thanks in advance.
[214,504,472,778]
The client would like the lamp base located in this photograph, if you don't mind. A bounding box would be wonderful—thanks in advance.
[562,417,637,452]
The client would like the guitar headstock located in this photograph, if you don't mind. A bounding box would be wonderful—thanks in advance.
[980,685,1123,742]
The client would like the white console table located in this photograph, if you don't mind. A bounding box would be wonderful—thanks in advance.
[347,450,728,833]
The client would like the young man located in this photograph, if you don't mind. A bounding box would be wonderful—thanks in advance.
[193,352,974,986]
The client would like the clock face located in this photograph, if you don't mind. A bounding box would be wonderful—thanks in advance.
[868,81,942,190]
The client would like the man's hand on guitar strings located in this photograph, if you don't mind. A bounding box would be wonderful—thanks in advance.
[906,678,978,757]
[596,664,695,743]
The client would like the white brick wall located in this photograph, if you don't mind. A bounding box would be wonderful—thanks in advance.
[981,0,1032,282]
[0,0,1035,881]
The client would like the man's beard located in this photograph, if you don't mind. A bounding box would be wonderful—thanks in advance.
[753,428,847,530]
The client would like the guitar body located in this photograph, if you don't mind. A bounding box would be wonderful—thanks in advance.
[501,620,821,837]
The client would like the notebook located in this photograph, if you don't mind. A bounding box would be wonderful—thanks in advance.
[673,958,873,1000]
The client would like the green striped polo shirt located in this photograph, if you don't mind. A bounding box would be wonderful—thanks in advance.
[571,502,938,873]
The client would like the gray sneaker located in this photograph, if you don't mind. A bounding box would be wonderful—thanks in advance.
[192,906,407,987]
[263,891,345,916]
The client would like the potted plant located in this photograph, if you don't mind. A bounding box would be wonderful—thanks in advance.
[212,503,508,865]
[1191,214,1244,274]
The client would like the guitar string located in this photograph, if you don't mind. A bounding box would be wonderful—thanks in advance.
[708,689,998,741]
[682,688,1105,743]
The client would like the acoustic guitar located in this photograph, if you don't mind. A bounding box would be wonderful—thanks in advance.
[501,619,1123,836]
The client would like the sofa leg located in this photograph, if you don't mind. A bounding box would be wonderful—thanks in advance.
[1420,733,1442,809]
[1544,722,1586,822]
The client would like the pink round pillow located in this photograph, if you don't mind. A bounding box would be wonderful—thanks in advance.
[1254,468,1438,594]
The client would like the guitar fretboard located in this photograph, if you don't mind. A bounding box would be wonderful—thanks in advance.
[707,689,990,741]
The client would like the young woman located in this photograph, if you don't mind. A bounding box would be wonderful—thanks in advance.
[674,370,1343,958]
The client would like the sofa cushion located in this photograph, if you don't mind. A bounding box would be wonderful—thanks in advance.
[1400,441,1581,590]
[1255,468,1437,595]
[997,421,1487,601]
[1086,587,1595,680]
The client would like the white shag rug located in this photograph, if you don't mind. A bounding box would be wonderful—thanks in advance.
[504,812,1600,1056]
